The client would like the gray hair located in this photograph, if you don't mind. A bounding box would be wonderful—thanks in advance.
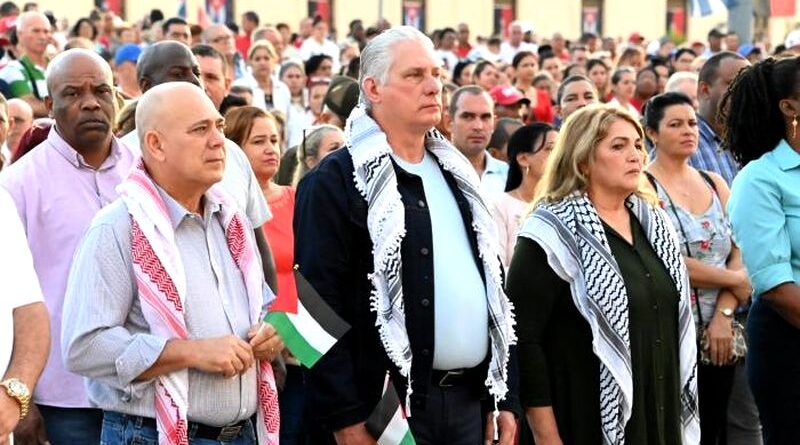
[665,71,698,93]
[358,26,436,108]
[293,124,344,185]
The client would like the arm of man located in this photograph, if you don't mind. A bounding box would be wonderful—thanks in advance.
[295,159,372,436]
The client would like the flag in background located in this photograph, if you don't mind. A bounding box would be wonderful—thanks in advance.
[691,0,731,16]
[177,0,186,18]
[264,270,350,368]
[365,378,416,445]
[771,0,796,16]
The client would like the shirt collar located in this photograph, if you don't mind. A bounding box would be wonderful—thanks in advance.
[772,139,800,171]
[697,116,721,143]
[48,125,124,170]
[484,154,506,175]
[154,184,223,230]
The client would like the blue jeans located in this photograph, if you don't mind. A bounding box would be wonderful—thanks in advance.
[101,411,257,445]
[37,404,103,445]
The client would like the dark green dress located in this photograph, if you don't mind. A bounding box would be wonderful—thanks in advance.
[507,214,683,445]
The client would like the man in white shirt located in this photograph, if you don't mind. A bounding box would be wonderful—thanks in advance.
[299,16,340,73]
[499,21,537,65]
[0,188,49,445]
[450,85,509,194]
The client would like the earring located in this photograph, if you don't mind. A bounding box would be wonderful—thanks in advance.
[525,166,530,176]
[793,115,798,140]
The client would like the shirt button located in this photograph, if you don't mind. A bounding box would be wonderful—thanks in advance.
[418,200,426,208]
[653,304,659,311]
[420,298,430,307]
[421,349,430,356]
[420,247,430,256]
[645,272,652,279]
[423,275,430,281]
[659,406,665,411]
[658,375,664,381]
[655,339,662,347]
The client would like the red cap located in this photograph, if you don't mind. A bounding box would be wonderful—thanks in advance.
[489,85,530,106]
[0,16,16,34]
[628,32,644,43]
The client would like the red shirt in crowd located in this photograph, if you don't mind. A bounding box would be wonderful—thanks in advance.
[262,186,297,312]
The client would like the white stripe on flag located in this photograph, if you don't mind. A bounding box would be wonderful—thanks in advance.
[377,408,409,445]
[691,0,728,16]
[285,299,338,354]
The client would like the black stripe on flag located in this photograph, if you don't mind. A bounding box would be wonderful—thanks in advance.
[365,380,402,440]
[294,270,351,339]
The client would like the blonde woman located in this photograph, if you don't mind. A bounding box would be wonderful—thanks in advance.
[506,104,700,445]
[234,39,292,118]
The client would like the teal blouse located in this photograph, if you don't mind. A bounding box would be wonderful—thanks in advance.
[728,140,800,300]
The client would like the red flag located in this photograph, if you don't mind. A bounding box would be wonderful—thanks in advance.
[771,0,796,16]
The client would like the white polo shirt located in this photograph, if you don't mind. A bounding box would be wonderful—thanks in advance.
[0,187,43,375]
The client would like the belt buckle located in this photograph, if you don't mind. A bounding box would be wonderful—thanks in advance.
[217,424,243,441]
[438,370,464,388]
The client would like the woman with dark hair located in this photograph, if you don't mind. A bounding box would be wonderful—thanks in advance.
[490,122,556,267]
[473,59,499,91]
[70,17,98,41]
[304,54,334,79]
[608,66,639,118]
[644,92,750,444]
[507,104,700,444]
[513,51,554,124]
[723,56,800,444]
[631,66,659,113]
[586,58,610,100]
[452,60,475,86]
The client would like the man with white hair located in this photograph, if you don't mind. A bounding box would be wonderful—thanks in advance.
[665,71,699,110]
[0,11,51,117]
[295,26,519,444]
[499,21,536,64]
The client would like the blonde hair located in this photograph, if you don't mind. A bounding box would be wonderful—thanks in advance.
[535,103,657,206]
[248,39,279,61]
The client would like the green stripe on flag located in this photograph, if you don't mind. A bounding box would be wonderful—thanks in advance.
[265,311,323,367]
[399,429,416,445]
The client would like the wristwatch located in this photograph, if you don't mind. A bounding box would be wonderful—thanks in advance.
[719,307,735,318]
[1,378,31,418]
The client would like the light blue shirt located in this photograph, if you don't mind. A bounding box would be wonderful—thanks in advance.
[392,151,489,370]
[481,154,509,195]
[728,140,800,300]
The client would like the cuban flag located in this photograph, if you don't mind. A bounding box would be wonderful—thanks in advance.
[691,0,734,16]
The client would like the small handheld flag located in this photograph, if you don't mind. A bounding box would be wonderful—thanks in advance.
[264,270,350,368]
[365,376,416,445]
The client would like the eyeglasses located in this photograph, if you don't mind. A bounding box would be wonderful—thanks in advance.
[211,35,233,44]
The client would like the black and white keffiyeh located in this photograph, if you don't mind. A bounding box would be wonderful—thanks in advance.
[518,192,700,445]
[345,104,516,411]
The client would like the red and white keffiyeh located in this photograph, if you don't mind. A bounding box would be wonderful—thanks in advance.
[118,161,280,445]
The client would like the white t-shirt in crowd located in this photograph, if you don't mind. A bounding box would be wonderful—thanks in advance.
[392,151,489,370]
[0,187,43,376]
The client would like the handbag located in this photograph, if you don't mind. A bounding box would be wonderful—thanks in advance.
[645,171,747,365]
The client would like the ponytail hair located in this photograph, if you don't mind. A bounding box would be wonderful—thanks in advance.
[505,122,555,192]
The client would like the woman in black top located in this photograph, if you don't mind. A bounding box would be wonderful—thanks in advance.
[507,104,700,445]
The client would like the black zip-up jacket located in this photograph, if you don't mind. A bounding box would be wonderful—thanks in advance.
[294,147,520,433]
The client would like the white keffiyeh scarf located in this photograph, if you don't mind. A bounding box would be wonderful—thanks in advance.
[518,192,700,445]
[345,105,516,411]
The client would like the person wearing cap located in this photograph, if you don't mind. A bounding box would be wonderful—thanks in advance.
[628,32,645,46]
[737,44,762,64]
[451,85,509,194]
[704,29,725,57]
[113,43,141,99]
[489,84,529,121]
[784,29,800,55]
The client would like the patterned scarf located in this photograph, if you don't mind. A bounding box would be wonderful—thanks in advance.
[345,105,516,411]
[518,192,700,445]
[118,161,280,445]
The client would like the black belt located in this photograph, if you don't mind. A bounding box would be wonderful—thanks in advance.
[431,368,473,387]
[140,415,249,441]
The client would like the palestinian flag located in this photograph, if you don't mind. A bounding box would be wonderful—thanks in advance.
[264,270,350,368]
[365,381,416,445]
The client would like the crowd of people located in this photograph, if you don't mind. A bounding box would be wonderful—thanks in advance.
[3,1,800,444]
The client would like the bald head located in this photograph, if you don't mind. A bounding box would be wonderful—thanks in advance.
[136,41,200,93]
[46,48,112,93]
[16,11,51,56]
[136,82,226,192]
